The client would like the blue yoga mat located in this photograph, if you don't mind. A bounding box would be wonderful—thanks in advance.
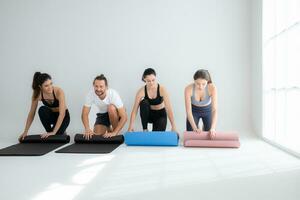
[124,131,179,146]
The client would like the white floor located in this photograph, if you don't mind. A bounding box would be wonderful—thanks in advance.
[0,134,300,200]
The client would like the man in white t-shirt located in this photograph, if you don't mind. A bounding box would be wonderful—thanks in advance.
[82,74,127,139]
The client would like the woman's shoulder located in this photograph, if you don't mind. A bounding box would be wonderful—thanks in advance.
[136,86,145,97]
[207,83,217,95]
[53,86,63,91]
[184,83,193,93]
[208,83,216,90]
[158,84,168,95]
[53,86,65,98]
[32,93,41,101]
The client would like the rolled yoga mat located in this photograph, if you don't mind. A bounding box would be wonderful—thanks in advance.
[184,131,239,141]
[124,131,179,146]
[183,131,240,148]
[0,134,70,156]
[55,134,124,154]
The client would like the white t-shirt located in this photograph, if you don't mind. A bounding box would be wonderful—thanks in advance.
[84,88,124,113]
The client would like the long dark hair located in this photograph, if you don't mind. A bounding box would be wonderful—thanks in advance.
[142,68,156,82]
[193,69,212,83]
[32,72,52,99]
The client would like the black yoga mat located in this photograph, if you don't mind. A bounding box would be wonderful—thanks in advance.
[0,134,70,156]
[55,134,124,154]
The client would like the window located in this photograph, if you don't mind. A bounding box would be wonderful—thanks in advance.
[263,0,300,153]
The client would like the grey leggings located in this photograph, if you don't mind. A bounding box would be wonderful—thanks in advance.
[186,104,212,131]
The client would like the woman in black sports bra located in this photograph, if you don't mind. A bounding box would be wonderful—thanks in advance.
[128,68,177,132]
[19,72,70,141]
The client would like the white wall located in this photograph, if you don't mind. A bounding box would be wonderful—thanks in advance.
[251,0,263,136]
[0,0,253,140]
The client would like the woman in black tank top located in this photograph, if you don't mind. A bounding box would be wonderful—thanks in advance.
[19,72,70,141]
[128,68,177,132]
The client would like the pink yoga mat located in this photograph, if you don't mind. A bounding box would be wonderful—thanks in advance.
[183,131,239,141]
[184,140,240,148]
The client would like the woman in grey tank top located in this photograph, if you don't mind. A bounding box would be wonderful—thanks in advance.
[184,69,218,139]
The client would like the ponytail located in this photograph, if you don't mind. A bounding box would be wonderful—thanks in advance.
[32,72,51,99]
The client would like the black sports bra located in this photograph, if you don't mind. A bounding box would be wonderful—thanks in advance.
[41,90,59,108]
[144,84,164,105]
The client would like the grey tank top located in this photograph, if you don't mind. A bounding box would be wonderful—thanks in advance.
[191,84,211,106]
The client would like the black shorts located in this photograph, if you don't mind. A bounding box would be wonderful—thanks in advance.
[95,112,111,127]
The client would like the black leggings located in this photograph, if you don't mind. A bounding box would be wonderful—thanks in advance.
[140,99,167,131]
[186,104,212,131]
[38,106,70,135]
